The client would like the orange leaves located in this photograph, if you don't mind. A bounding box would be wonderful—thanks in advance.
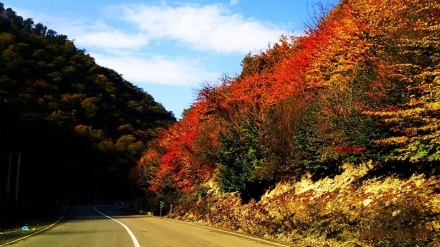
[139,101,218,194]
[220,40,313,123]
[334,146,365,154]
[361,0,440,162]
[138,0,440,199]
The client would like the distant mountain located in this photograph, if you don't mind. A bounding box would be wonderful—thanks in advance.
[0,2,175,226]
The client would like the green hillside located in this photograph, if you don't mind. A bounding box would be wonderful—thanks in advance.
[0,3,175,228]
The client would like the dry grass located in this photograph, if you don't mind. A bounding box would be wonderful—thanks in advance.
[173,162,440,246]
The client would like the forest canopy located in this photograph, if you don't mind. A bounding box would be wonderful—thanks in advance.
[131,0,440,203]
[0,2,175,209]
[1,1,439,244]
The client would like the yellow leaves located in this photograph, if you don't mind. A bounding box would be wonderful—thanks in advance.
[431,194,440,215]
[430,72,440,85]
[426,101,440,110]
[393,63,421,71]
[428,23,440,32]
[164,0,440,244]
[242,161,439,245]
[96,74,108,81]
[0,33,15,46]
[375,136,409,146]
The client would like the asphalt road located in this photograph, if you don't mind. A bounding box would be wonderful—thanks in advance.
[7,205,289,247]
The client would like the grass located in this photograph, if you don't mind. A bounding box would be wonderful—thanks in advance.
[0,217,60,245]
[172,162,440,246]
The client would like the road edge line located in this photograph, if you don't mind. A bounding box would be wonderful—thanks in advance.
[158,216,291,247]
[93,206,140,247]
[0,206,69,247]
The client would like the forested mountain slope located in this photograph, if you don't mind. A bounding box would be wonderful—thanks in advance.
[131,0,440,245]
[0,3,175,227]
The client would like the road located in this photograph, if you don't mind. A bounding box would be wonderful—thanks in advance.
[7,205,288,247]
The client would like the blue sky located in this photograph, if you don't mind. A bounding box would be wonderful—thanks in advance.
[3,0,339,119]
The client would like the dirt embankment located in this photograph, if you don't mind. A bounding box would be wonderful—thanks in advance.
[174,163,440,246]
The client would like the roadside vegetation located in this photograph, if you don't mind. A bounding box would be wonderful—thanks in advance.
[131,0,440,245]
[0,216,59,245]
[1,0,439,245]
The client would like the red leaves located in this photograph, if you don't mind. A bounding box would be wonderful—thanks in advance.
[136,102,218,194]
[334,146,365,154]
[136,0,440,197]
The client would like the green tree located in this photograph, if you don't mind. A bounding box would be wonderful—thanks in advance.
[215,121,261,194]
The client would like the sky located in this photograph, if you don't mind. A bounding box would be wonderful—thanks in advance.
[3,0,339,119]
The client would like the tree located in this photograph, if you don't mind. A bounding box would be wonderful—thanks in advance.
[0,5,176,218]
[363,0,440,163]
[214,120,261,194]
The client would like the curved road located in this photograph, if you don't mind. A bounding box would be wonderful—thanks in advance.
[7,205,289,247]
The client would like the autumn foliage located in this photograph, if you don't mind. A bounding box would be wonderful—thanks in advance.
[0,2,175,209]
[132,0,439,244]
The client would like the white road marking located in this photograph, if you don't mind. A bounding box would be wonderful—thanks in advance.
[161,217,290,247]
[0,207,69,247]
[93,206,141,247]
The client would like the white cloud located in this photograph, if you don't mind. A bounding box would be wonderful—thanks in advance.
[43,19,150,50]
[69,21,150,49]
[8,9,147,51]
[76,30,149,49]
[115,3,290,54]
[13,2,293,87]
[92,53,218,87]
[230,0,239,5]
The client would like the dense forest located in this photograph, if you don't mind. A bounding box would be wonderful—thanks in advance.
[0,3,175,227]
[129,0,440,245]
[1,0,440,245]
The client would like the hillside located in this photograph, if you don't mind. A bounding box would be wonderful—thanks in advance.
[131,0,440,245]
[0,3,175,228]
